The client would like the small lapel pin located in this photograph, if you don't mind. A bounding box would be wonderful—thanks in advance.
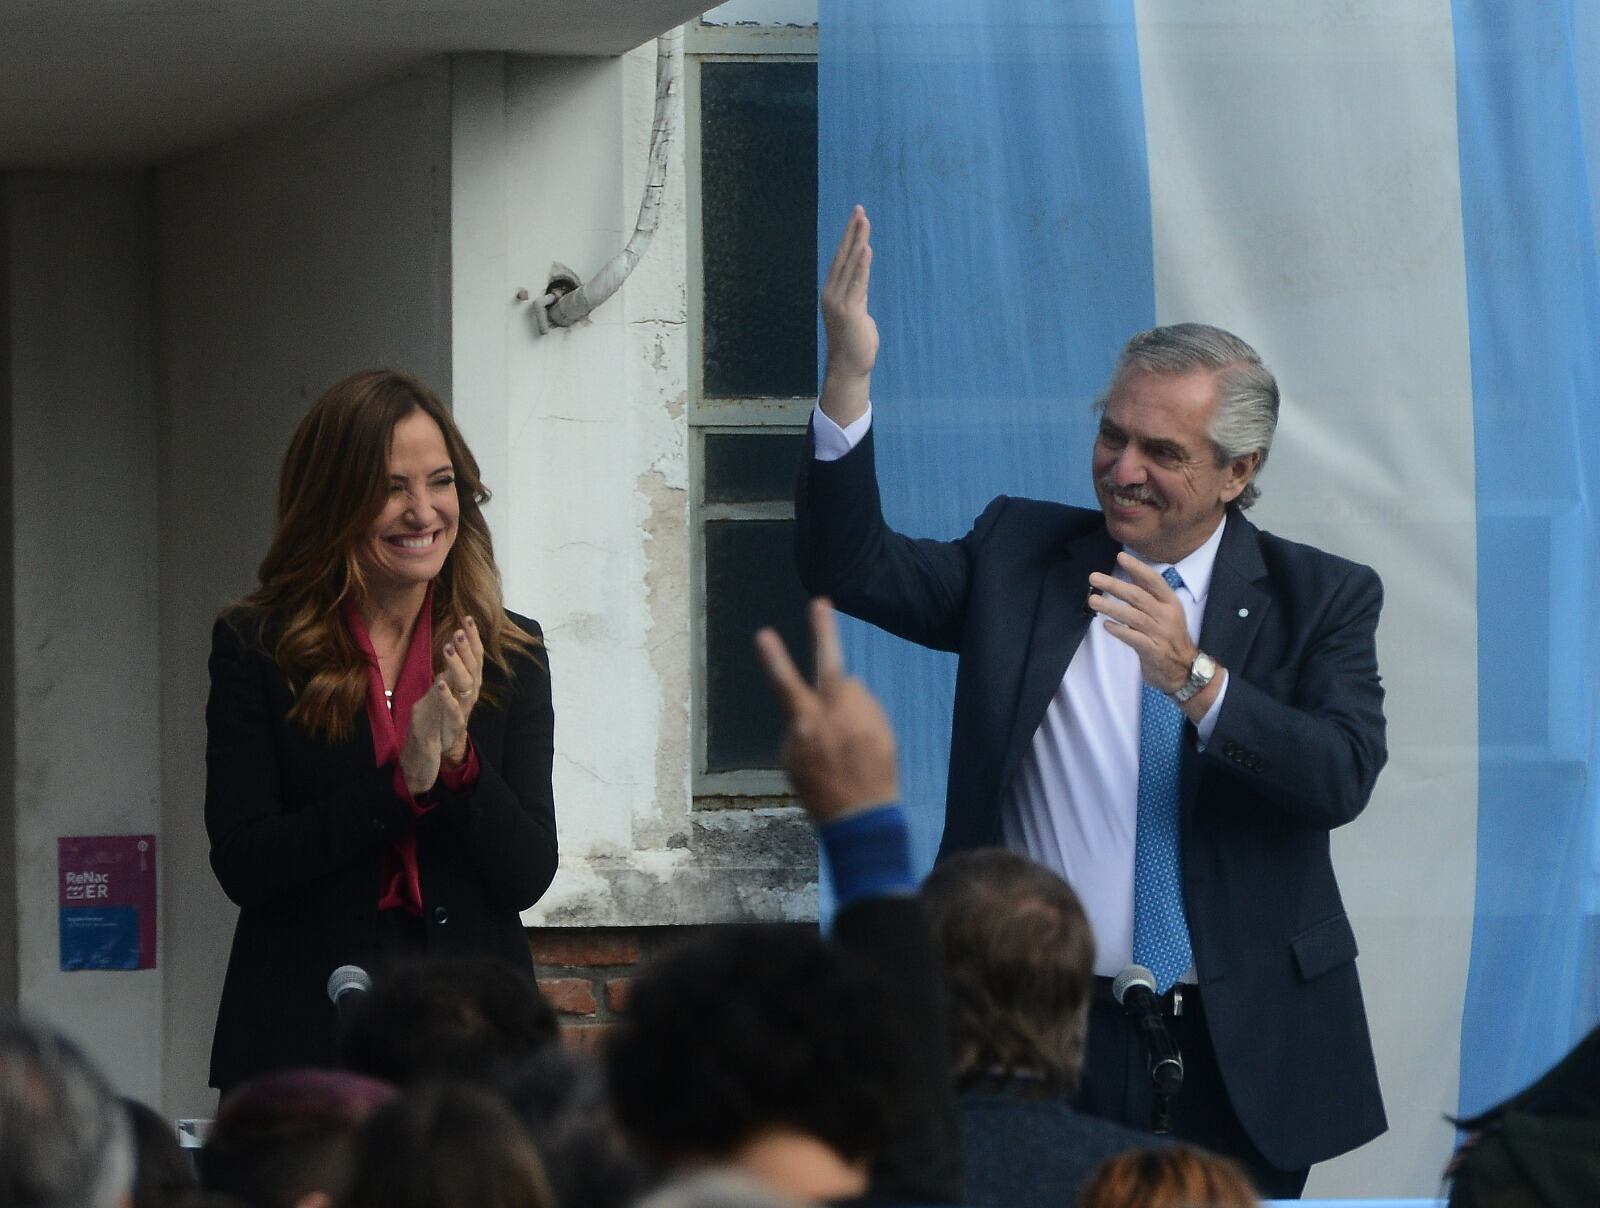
[1237,607,1249,618]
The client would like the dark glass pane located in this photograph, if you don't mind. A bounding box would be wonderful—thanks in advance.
[705,519,811,771]
[704,431,808,504]
[701,61,818,398]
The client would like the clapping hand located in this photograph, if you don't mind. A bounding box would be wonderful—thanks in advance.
[438,616,484,766]
[399,616,483,794]
[1088,554,1219,715]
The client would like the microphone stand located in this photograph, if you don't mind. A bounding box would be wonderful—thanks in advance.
[1152,1088,1174,1135]
[1147,984,1182,1134]
[1112,966,1185,1135]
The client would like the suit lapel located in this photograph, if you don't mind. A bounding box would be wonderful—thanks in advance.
[1197,510,1271,673]
[996,524,1121,805]
[1183,511,1271,803]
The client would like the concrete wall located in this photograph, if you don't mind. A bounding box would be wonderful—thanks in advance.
[2,172,163,1102]
[1,37,812,1116]
[450,47,816,931]
[154,63,453,1117]
[0,188,15,1011]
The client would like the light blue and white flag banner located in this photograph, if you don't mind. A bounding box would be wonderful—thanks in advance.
[819,1,1599,1198]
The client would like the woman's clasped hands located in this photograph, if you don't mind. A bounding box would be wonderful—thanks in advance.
[400,615,485,796]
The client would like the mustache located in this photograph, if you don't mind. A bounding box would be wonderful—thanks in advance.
[1098,477,1158,505]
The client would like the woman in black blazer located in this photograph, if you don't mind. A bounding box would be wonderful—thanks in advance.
[205,370,557,1093]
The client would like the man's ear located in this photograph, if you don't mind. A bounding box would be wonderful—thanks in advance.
[1218,450,1262,504]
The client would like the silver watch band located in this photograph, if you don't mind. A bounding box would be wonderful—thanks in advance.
[1172,652,1216,704]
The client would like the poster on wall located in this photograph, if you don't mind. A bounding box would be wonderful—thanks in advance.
[58,835,157,971]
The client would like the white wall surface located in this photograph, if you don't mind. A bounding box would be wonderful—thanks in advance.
[155,62,453,1117]
[452,47,816,928]
[3,172,164,1104]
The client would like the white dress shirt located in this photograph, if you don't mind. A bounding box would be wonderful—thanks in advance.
[813,402,1228,978]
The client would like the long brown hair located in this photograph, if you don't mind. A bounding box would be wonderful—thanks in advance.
[234,369,536,741]
[1078,1146,1259,1208]
[342,1082,553,1208]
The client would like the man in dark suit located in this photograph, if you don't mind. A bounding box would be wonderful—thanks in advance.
[795,207,1388,1197]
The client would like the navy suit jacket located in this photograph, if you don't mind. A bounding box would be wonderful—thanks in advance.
[959,1084,1152,1208]
[796,426,1388,1169]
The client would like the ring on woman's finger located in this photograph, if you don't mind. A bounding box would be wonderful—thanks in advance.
[454,688,473,701]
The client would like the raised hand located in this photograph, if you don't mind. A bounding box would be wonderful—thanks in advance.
[755,598,899,824]
[819,205,879,428]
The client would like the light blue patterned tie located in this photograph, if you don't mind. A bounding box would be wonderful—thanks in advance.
[1132,565,1193,993]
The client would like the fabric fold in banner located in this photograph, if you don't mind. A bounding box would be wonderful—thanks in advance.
[819,0,1156,878]
[1451,0,1600,1119]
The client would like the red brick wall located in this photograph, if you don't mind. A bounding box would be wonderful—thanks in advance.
[528,926,689,1053]
[529,923,816,1052]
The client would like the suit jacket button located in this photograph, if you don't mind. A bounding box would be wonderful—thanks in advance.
[432,906,449,925]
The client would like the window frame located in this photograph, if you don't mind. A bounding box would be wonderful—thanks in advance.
[686,16,819,802]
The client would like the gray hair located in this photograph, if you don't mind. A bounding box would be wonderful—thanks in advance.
[0,1015,133,1208]
[1097,322,1280,510]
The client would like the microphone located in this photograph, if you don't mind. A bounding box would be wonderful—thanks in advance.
[1112,965,1184,1096]
[327,964,371,1017]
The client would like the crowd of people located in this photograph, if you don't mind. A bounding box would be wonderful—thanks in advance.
[6,600,1587,1208]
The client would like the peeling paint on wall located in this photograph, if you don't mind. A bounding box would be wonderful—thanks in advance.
[502,41,817,927]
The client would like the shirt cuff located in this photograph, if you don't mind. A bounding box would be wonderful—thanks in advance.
[438,739,481,791]
[1193,670,1229,749]
[811,401,873,462]
[819,804,916,906]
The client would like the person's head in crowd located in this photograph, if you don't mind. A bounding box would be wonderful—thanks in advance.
[0,1014,133,1208]
[606,925,916,1203]
[633,1170,806,1208]
[1078,1145,1259,1208]
[340,1081,552,1208]
[123,1098,197,1208]
[920,847,1095,1096]
[1445,1020,1600,1207]
[337,955,557,1086]
[501,1047,644,1208]
[169,1195,250,1208]
[198,1068,394,1208]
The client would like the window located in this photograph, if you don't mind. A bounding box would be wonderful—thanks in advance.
[688,8,819,801]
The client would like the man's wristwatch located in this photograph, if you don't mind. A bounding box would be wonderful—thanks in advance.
[1172,651,1218,704]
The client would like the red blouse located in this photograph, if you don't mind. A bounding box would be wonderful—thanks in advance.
[343,589,480,915]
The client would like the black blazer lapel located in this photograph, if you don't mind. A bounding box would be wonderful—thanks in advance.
[995,524,1121,806]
